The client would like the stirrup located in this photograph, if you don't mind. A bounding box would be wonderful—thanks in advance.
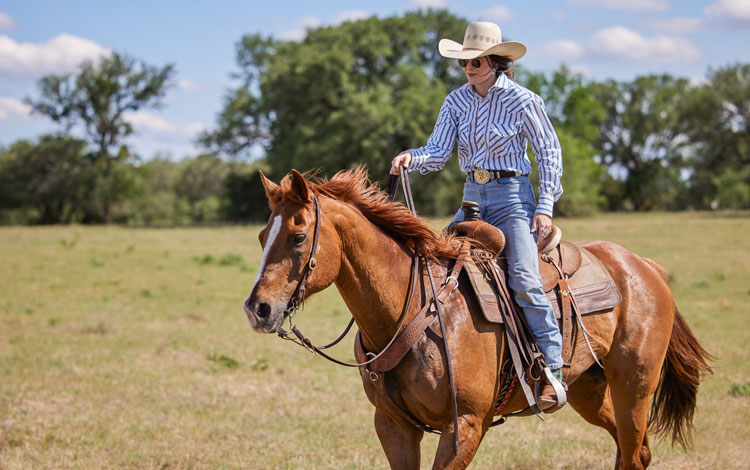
[536,367,567,411]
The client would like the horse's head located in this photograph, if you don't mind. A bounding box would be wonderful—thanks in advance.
[243,169,341,333]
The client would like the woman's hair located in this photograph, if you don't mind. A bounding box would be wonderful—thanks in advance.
[488,55,514,79]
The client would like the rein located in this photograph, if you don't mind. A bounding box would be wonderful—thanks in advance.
[275,171,464,455]
[275,188,422,369]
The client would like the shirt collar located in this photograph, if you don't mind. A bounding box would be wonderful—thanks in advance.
[491,73,511,91]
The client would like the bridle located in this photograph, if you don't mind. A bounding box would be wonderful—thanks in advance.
[270,172,464,454]
[280,192,321,321]
[275,187,421,369]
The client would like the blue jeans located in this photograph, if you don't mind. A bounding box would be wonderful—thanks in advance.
[451,176,563,370]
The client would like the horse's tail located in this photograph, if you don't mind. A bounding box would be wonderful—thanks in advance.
[648,304,713,449]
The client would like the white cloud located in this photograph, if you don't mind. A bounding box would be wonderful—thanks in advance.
[649,17,704,33]
[588,26,699,63]
[705,0,750,24]
[537,40,585,59]
[480,6,514,24]
[335,10,370,24]
[408,0,447,8]
[0,96,32,121]
[0,12,17,31]
[566,0,669,11]
[0,33,109,80]
[537,26,699,64]
[278,16,322,41]
[124,110,203,138]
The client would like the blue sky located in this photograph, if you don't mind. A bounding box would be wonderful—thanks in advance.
[1,0,748,159]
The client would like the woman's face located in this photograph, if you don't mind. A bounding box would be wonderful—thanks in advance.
[461,57,494,88]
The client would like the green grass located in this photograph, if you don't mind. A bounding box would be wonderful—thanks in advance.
[0,212,748,469]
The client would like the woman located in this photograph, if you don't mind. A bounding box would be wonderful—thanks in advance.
[390,21,565,412]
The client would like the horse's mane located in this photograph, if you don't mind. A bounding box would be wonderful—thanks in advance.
[279,167,459,260]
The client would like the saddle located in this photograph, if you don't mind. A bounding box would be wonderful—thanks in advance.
[454,219,621,416]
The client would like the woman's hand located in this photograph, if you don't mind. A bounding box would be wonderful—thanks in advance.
[531,213,552,237]
[390,151,412,175]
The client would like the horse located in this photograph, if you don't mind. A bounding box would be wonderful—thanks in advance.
[243,168,712,470]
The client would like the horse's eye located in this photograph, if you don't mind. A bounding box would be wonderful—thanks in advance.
[293,233,307,246]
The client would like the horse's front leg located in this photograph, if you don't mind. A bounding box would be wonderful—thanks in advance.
[374,408,424,470]
[431,414,486,470]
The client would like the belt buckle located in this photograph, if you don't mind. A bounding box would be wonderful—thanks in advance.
[473,168,491,184]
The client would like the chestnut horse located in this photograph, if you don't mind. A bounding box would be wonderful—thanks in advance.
[244,168,711,470]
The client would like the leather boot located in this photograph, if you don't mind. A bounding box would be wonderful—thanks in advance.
[538,378,567,414]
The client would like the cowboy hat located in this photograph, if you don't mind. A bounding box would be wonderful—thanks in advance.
[438,22,526,61]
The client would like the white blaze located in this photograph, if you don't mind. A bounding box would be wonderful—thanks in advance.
[253,215,281,290]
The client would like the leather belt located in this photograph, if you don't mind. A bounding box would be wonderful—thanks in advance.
[469,169,522,184]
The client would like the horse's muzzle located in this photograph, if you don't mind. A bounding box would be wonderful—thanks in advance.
[244,296,283,333]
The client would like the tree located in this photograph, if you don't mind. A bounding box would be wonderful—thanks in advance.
[590,75,691,210]
[680,64,750,209]
[26,52,175,221]
[201,10,470,215]
[0,135,90,224]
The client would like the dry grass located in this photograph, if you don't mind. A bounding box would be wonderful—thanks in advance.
[0,212,748,469]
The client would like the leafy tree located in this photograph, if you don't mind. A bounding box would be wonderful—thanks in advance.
[681,64,750,209]
[589,75,691,210]
[0,135,90,224]
[26,52,175,221]
[174,154,230,222]
[201,10,469,215]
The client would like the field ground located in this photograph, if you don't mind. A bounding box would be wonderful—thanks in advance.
[1,211,748,469]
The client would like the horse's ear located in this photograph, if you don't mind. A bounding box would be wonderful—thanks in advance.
[259,170,282,208]
[290,169,310,202]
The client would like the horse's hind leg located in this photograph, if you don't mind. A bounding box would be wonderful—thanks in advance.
[567,368,623,468]
[374,408,424,470]
[607,364,658,470]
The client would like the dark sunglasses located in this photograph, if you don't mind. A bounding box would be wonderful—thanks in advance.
[458,58,484,68]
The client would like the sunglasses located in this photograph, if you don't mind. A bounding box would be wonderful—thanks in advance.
[458,58,484,68]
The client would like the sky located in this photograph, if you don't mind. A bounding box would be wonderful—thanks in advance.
[1,0,749,160]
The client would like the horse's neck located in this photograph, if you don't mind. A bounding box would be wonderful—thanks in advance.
[331,203,417,350]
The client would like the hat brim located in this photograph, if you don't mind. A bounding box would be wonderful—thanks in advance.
[438,39,526,61]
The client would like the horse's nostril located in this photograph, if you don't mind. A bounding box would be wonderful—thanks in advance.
[256,302,271,319]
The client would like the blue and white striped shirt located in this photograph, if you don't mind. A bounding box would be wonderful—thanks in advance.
[408,73,563,216]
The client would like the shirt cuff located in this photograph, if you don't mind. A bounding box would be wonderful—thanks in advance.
[536,193,554,218]
[408,148,428,173]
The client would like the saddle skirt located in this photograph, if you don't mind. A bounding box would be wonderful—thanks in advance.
[464,241,621,324]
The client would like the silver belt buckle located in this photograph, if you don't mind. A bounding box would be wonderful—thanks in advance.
[473,168,491,184]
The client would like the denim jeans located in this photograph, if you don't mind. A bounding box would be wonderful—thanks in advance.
[450,176,563,370]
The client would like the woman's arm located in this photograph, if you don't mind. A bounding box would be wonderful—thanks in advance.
[521,95,563,218]
[394,99,458,175]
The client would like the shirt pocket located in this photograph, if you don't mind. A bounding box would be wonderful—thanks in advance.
[489,123,521,155]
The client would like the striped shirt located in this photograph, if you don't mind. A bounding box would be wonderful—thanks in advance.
[408,73,563,216]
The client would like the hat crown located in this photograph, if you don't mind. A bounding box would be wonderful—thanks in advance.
[462,22,503,51]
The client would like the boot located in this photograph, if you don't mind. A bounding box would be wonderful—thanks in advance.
[537,368,567,414]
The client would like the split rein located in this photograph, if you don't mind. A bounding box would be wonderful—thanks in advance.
[275,171,464,454]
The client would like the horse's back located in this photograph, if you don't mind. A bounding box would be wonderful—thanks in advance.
[574,240,676,364]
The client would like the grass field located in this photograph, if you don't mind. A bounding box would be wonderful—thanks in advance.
[1,212,748,469]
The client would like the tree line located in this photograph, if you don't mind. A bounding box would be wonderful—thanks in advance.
[1,10,747,225]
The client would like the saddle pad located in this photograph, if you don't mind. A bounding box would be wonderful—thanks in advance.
[463,245,621,324]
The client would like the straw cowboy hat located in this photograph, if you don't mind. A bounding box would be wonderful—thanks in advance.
[438,22,526,61]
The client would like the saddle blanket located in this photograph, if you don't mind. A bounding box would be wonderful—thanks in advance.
[464,242,621,324]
